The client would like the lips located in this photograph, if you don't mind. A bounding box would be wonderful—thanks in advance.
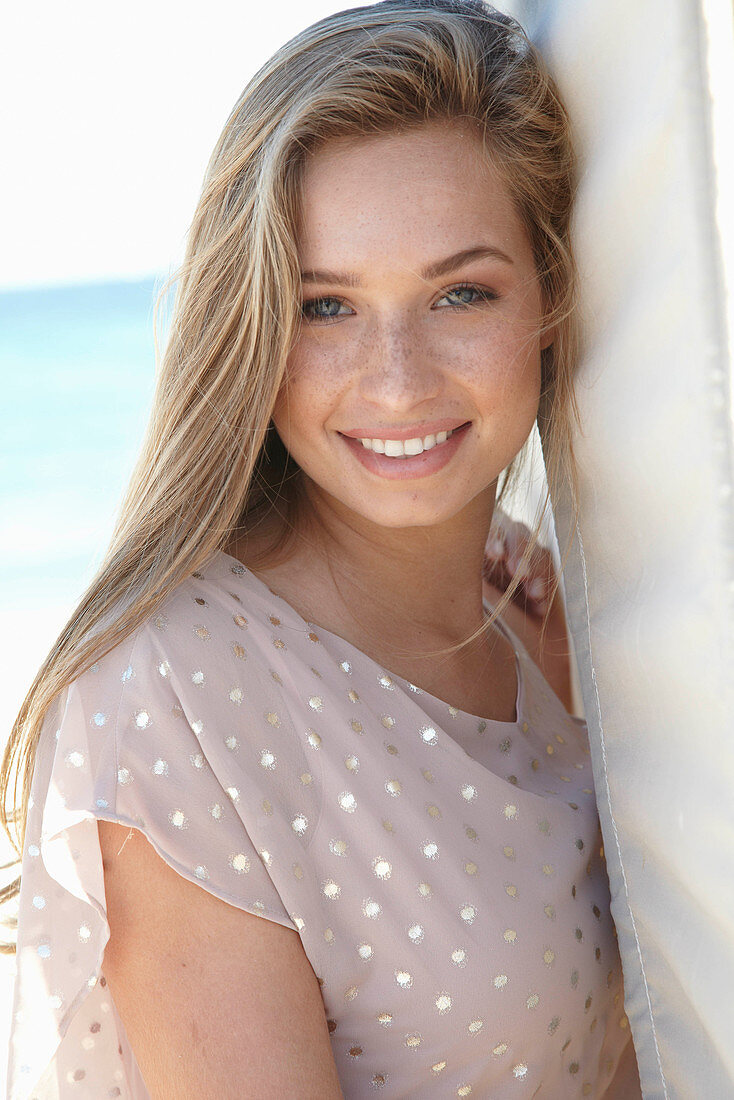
[339,421,471,480]
[339,419,470,443]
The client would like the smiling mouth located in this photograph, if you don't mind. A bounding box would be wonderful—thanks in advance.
[345,422,471,457]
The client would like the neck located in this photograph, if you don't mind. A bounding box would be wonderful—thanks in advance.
[248,478,498,659]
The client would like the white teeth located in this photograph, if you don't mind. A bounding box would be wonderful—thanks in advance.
[355,428,457,457]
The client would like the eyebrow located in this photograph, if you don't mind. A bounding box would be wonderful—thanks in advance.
[300,245,514,287]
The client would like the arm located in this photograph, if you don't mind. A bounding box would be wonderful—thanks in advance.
[98,819,344,1100]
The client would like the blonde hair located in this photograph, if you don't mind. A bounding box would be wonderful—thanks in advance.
[0,0,580,946]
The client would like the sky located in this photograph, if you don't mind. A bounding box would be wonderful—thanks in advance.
[0,0,370,291]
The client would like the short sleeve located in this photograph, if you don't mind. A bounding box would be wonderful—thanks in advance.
[8,598,308,1100]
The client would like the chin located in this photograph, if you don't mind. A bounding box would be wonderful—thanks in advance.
[346,495,475,531]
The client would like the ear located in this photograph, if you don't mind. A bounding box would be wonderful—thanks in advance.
[539,322,556,352]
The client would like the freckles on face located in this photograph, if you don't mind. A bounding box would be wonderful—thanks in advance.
[271,123,546,528]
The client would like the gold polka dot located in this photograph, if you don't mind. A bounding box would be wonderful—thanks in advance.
[377,1012,392,1027]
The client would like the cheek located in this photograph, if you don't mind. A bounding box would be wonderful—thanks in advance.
[439,319,542,403]
[271,337,355,441]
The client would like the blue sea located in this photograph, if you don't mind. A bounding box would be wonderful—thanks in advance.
[1,278,161,733]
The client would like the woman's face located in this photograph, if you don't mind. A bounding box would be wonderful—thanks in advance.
[272,121,551,532]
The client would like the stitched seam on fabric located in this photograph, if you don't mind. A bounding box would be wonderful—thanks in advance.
[575,520,668,1098]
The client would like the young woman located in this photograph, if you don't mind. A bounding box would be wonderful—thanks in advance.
[4,1,639,1096]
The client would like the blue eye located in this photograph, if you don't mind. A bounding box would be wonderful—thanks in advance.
[436,284,498,308]
[301,297,352,322]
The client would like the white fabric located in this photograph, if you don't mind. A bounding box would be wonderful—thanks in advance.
[504,1,734,1096]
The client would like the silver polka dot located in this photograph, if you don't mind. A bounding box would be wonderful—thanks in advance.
[407,923,424,943]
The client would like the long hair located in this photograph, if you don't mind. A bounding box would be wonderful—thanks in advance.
[0,0,581,945]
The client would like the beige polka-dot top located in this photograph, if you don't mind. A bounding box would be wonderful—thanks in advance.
[8,551,632,1098]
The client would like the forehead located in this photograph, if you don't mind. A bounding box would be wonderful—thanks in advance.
[296,122,534,272]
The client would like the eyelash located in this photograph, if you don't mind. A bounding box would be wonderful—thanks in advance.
[300,282,499,323]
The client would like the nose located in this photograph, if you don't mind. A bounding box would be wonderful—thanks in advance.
[357,316,442,412]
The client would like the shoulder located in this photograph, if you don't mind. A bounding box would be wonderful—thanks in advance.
[52,553,311,823]
[73,553,280,719]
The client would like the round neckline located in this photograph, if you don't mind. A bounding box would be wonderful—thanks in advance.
[214,549,524,728]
